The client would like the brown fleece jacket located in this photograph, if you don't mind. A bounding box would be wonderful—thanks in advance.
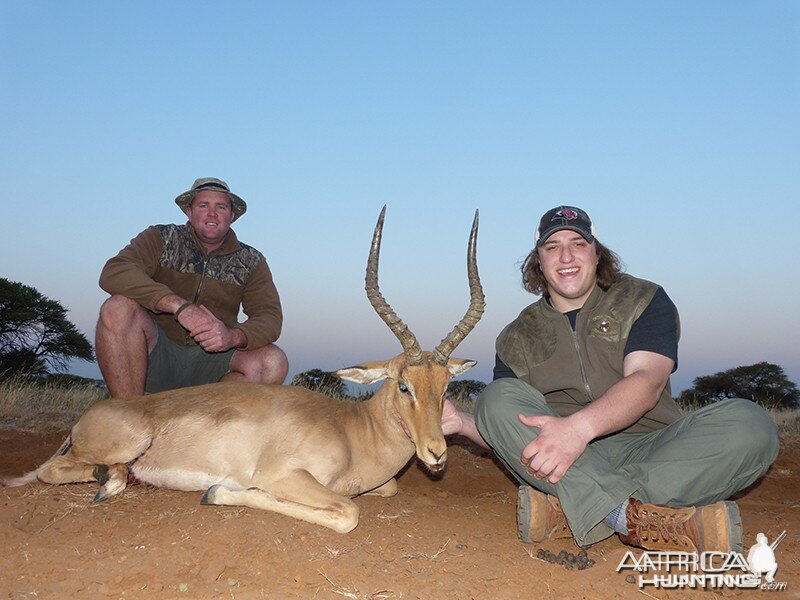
[99,224,282,350]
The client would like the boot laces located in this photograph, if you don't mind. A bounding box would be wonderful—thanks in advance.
[636,506,690,545]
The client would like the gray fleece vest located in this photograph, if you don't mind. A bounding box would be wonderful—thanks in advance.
[496,274,682,433]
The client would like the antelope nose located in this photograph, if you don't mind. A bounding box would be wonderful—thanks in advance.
[429,446,447,464]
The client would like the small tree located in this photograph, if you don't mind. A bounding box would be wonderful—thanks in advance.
[446,379,486,411]
[291,368,346,397]
[447,379,486,400]
[678,362,799,410]
[0,278,94,378]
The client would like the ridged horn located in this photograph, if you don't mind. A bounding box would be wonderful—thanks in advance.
[432,209,485,364]
[365,206,424,364]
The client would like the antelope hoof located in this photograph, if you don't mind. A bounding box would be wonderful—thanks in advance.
[93,465,109,485]
[93,482,122,503]
[370,478,398,498]
[201,484,222,505]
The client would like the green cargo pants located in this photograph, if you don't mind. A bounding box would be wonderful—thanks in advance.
[475,378,780,547]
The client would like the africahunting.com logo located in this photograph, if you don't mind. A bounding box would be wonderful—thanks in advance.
[616,531,787,591]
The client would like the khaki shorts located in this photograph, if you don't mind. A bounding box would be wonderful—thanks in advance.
[145,327,236,394]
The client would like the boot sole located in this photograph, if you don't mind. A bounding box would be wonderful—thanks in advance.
[517,486,535,543]
[718,501,743,554]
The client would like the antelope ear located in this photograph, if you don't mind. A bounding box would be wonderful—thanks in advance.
[446,358,477,377]
[336,361,392,384]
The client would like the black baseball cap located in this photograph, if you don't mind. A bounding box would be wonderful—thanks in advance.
[535,206,596,247]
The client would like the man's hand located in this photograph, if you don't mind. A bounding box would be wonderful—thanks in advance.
[440,398,491,450]
[177,304,240,352]
[441,398,464,436]
[518,414,592,484]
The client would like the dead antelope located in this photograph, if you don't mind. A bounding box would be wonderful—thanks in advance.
[1,207,485,533]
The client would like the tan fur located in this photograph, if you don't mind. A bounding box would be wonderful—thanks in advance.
[4,352,474,533]
[3,207,484,533]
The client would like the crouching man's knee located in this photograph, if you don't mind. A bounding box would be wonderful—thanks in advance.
[727,398,780,466]
[230,344,288,385]
[99,295,143,326]
[697,398,780,476]
[475,378,552,445]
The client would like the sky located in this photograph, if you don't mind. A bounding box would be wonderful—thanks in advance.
[1,1,798,394]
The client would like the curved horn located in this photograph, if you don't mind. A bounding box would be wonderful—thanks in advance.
[432,209,485,364]
[365,206,424,364]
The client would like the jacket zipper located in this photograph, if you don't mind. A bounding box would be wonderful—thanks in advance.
[568,314,595,402]
[192,259,208,305]
[185,259,208,344]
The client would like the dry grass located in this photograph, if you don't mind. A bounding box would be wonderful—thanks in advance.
[770,408,800,444]
[0,377,106,432]
[317,570,398,599]
[1,377,798,447]
[678,397,800,446]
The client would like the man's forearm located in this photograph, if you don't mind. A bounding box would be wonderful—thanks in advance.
[442,400,490,450]
[567,352,674,442]
[227,327,248,349]
[154,294,190,315]
[452,410,490,449]
[99,227,175,312]
[567,372,664,441]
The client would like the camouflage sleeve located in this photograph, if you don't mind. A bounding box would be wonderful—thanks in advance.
[236,259,283,350]
[98,226,175,312]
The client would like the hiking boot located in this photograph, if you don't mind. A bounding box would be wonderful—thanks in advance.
[517,486,573,543]
[619,498,743,554]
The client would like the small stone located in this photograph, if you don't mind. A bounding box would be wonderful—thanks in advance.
[178,583,189,592]
[626,574,636,584]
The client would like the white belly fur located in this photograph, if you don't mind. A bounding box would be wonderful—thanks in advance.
[131,465,246,492]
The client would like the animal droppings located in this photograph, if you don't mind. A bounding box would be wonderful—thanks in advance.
[536,548,595,570]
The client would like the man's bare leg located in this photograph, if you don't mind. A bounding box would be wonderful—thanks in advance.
[224,344,288,385]
[95,295,159,397]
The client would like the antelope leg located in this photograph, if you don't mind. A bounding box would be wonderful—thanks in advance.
[363,477,398,497]
[36,455,99,485]
[201,469,360,534]
[93,463,129,502]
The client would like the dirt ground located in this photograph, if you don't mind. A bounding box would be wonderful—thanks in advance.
[1,429,798,600]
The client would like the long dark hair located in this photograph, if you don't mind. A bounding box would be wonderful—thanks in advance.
[520,240,624,298]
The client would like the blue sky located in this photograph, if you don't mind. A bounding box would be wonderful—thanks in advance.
[1,2,798,393]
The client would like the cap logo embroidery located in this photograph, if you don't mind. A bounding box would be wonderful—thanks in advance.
[555,209,579,221]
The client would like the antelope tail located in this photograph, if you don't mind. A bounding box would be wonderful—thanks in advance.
[0,434,71,487]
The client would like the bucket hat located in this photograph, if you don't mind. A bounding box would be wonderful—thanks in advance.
[175,177,247,218]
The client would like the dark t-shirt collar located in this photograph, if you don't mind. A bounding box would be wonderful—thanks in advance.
[545,297,580,330]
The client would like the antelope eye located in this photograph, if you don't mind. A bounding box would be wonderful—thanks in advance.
[398,382,409,394]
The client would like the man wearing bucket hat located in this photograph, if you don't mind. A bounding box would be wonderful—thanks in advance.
[441,205,778,555]
[96,177,287,396]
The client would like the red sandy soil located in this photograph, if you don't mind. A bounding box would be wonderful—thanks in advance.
[1,429,798,599]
